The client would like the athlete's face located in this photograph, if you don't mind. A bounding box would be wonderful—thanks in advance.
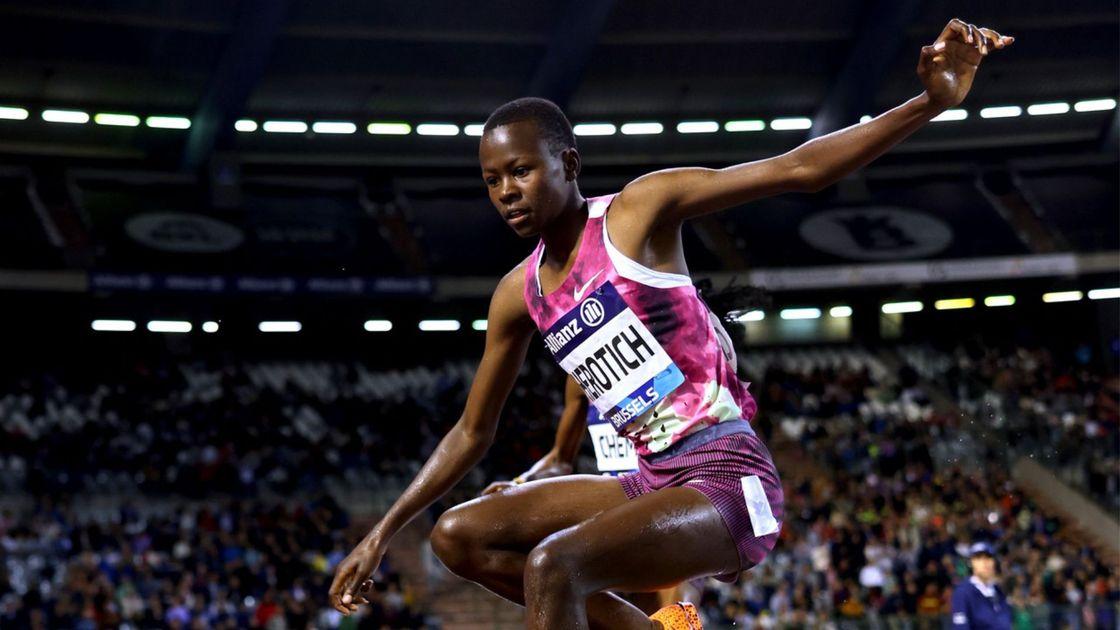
[479,121,578,237]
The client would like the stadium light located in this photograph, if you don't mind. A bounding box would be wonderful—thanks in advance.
[573,123,616,137]
[235,119,258,132]
[262,120,308,133]
[1088,288,1120,300]
[676,121,719,134]
[1074,98,1116,113]
[464,124,485,137]
[416,123,459,136]
[146,116,191,129]
[1042,291,1082,303]
[934,298,975,311]
[882,301,923,314]
[770,117,812,131]
[42,109,89,124]
[91,319,136,332]
[311,121,357,134]
[367,122,411,135]
[620,122,663,135]
[930,109,967,122]
[147,320,192,333]
[0,106,28,120]
[363,319,393,332]
[734,310,765,322]
[984,295,1015,307]
[95,113,140,127]
[829,305,853,318]
[201,321,220,333]
[1026,102,1070,116]
[780,308,821,320]
[724,119,765,132]
[859,115,872,123]
[258,321,302,332]
[419,319,461,332]
[472,319,488,331]
[980,106,1022,119]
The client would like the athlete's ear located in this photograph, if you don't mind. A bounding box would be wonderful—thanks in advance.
[561,148,581,181]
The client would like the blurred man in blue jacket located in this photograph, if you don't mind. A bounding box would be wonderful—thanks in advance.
[951,542,1012,629]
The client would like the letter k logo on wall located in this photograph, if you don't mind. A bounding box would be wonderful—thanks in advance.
[574,270,604,301]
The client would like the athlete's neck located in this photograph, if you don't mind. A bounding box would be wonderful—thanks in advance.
[539,195,587,267]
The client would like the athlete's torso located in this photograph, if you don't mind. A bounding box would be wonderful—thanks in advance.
[524,193,757,456]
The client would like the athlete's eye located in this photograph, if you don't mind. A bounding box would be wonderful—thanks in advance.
[514,166,529,177]
[484,176,498,187]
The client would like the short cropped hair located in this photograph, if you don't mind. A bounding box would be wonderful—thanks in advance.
[483,97,577,154]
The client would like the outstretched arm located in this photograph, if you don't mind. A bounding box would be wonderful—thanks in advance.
[619,19,1013,226]
[328,266,536,614]
[481,375,589,495]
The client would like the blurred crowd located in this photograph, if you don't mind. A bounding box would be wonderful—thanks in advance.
[0,341,1115,628]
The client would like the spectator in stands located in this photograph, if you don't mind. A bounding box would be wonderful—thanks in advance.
[950,542,1012,629]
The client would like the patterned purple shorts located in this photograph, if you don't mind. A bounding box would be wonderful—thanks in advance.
[618,420,784,583]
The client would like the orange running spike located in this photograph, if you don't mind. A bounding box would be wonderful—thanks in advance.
[649,601,702,630]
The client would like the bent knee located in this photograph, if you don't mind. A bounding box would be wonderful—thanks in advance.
[431,506,488,575]
[525,536,581,589]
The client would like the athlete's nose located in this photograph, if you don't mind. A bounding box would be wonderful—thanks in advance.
[498,178,520,205]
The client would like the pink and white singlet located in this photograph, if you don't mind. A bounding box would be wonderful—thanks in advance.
[523,194,758,456]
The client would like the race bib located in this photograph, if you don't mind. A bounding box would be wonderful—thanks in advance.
[587,417,639,472]
[543,281,685,431]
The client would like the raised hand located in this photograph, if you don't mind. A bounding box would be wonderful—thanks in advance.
[918,18,1014,110]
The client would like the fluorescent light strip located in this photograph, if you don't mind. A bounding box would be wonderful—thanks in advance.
[368,122,411,135]
[573,123,616,136]
[931,109,968,122]
[724,120,765,132]
[312,121,357,134]
[91,319,136,332]
[1042,291,1082,303]
[146,116,191,129]
[829,305,852,318]
[472,319,488,331]
[979,105,1022,119]
[258,321,302,332]
[676,121,719,134]
[1088,288,1120,300]
[416,123,459,136]
[1026,102,1070,116]
[984,295,1015,307]
[780,307,821,320]
[1074,98,1117,113]
[882,301,923,314]
[934,298,975,311]
[0,106,29,120]
[418,319,460,332]
[147,320,192,333]
[262,120,308,133]
[363,319,393,332]
[734,310,765,322]
[95,113,140,127]
[235,119,258,132]
[620,122,663,135]
[464,124,485,137]
[201,321,220,333]
[42,109,89,124]
[770,117,812,131]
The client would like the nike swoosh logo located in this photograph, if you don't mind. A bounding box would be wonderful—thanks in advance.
[573,270,604,301]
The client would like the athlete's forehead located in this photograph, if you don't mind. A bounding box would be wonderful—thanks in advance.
[478,120,550,170]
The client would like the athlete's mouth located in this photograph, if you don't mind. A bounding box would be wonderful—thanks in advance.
[506,208,531,224]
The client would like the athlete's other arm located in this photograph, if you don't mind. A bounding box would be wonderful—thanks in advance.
[328,266,535,615]
[481,375,588,495]
[617,19,1013,225]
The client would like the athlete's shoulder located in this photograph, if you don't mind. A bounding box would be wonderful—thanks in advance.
[490,259,532,320]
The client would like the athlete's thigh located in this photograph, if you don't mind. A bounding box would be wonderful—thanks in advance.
[541,486,739,592]
[444,474,630,551]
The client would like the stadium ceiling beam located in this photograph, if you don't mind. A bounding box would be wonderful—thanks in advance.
[181,0,289,171]
[808,0,923,140]
[526,0,617,109]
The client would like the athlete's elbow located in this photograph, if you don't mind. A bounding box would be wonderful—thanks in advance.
[791,165,829,193]
[457,418,498,452]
